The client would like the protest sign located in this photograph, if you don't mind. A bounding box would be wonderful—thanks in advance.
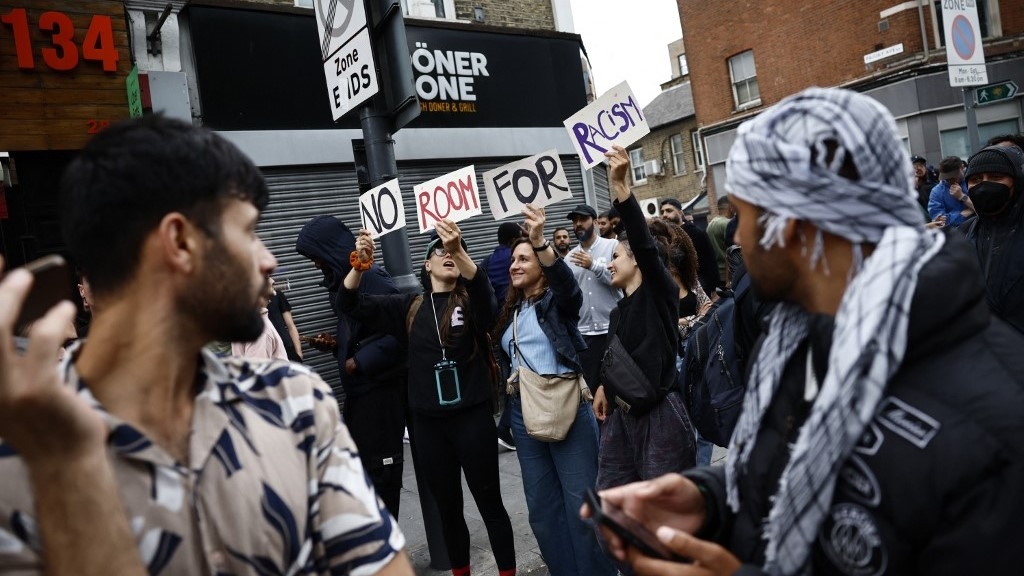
[563,81,649,169]
[359,179,406,239]
[483,150,573,220]
[414,165,483,233]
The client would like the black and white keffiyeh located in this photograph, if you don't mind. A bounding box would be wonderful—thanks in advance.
[723,87,945,574]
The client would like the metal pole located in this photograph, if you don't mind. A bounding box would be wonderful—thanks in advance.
[963,87,981,155]
[358,98,449,570]
[358,102,419,295]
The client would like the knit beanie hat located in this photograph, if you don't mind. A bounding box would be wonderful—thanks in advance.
[966,146,1021,183]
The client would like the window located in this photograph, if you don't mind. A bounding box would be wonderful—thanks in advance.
[400,0,456,19]
[677,54,688,78]
[940,118,1020,159]
[728,50,760,109]
[629,148,647,184]
[671,134,686,175]
[691,131,705,169]
[933,0,1000,41]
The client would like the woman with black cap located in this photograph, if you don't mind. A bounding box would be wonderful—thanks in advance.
[339,218,515,576]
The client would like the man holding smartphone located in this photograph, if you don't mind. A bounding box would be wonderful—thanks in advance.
[584,88,1024,575]
[0,116,413,575]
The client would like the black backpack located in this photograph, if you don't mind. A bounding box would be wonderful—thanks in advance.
[680,274,750,447]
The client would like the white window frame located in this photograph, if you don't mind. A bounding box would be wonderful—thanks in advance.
[670,134,686,175]
[629,148,647,185]
[728,50,760,110]
[400,0,457,19]
[691,131,705,170]
[677,54,688,78]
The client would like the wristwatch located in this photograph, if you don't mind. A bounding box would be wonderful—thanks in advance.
[532,241,550,252]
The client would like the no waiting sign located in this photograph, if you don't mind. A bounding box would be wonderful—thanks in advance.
[942,1,988,87]
[314,0,380,120]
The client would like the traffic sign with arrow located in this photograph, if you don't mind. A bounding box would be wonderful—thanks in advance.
[975,81,1019,107]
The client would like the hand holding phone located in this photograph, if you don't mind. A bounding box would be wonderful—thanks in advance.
[584,489,691,564]
[12,255,73,335]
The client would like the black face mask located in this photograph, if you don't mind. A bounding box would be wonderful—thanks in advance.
[970,181,1015,217]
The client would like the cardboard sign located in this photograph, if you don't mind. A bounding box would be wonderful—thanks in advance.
[563,81,650,169]
[483,150,573,220]
[359,179,406,239]
[414,165,483,233]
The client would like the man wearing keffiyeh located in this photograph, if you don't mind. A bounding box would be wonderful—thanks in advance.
[584,87,1024,575]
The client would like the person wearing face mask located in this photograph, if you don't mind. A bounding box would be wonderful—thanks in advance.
[565,204,622,398]
[962,144,1024,334]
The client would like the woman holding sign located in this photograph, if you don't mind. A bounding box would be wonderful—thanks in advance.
[339,219,516,576]
[592,145,698,490]
[492,205,617,576]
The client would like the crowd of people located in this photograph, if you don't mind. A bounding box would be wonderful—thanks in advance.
[1,87,1023,576]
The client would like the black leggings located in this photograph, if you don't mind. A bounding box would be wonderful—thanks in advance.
[411,401,516,571]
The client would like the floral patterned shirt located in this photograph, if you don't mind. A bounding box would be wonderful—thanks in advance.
[0,346,404,575]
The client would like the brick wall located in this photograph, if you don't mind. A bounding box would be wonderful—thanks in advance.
[678,0,1024,129]
[626,117,704,207]
[677,0,935,127]
[454,0,555,30]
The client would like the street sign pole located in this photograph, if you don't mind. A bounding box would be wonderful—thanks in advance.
[963,87,980,155]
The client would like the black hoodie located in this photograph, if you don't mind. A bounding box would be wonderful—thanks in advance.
[295,216,405,400]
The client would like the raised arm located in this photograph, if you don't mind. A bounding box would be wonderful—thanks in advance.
[435,218,478,280]
[0,261,147,576]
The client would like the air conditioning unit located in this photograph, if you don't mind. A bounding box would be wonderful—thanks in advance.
[638,197,660,217]
[643,159,663,176]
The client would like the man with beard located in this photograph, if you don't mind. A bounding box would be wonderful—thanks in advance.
[565,204,621,397]
[660,198,722,294]
[296,215,408,514]
[585,87,1024,575]
[552,226,572,258]
[0,116,412,575]
[961,144,1024,334]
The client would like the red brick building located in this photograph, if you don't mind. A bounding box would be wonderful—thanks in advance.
[677,0,1024,198]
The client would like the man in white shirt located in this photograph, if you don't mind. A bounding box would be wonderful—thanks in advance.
[565,204,621,404]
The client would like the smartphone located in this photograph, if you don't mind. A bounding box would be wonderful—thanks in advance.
[584,489,690,564]
[12,255,72,335]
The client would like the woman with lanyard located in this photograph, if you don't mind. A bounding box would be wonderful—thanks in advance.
[493,205,617,576]
[592,145,697,490]
[339,218,516,576]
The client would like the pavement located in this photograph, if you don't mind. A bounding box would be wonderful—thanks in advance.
[395,435,728,575]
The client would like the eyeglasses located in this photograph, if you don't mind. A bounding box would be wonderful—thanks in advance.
[431,247,450,258]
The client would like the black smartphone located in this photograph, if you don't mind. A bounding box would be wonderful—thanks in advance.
[12,255,72,335]
[585,489,690,563]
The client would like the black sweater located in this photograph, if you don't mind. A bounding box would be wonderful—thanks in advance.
[339,271,496,416]
[606,194,680,404]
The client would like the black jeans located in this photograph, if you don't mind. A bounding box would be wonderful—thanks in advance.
[411,401,516,571]
[344,381,407,515]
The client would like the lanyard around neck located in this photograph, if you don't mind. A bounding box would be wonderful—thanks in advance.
[430,293,447,360]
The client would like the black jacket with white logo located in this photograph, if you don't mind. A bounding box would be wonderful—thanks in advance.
[688,234,1024,575]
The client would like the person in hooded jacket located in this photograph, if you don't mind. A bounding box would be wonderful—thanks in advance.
[295,215,407,515]
[339,218,516,576]
[960,144,1024,334]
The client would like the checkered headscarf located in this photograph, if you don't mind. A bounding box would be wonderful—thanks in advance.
[724,87,944,574]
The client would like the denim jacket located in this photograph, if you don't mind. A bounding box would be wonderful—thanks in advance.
[498,257,587,375]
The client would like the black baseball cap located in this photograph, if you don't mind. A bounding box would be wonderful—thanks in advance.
[566,204,597,220]
[911,155,927,165]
